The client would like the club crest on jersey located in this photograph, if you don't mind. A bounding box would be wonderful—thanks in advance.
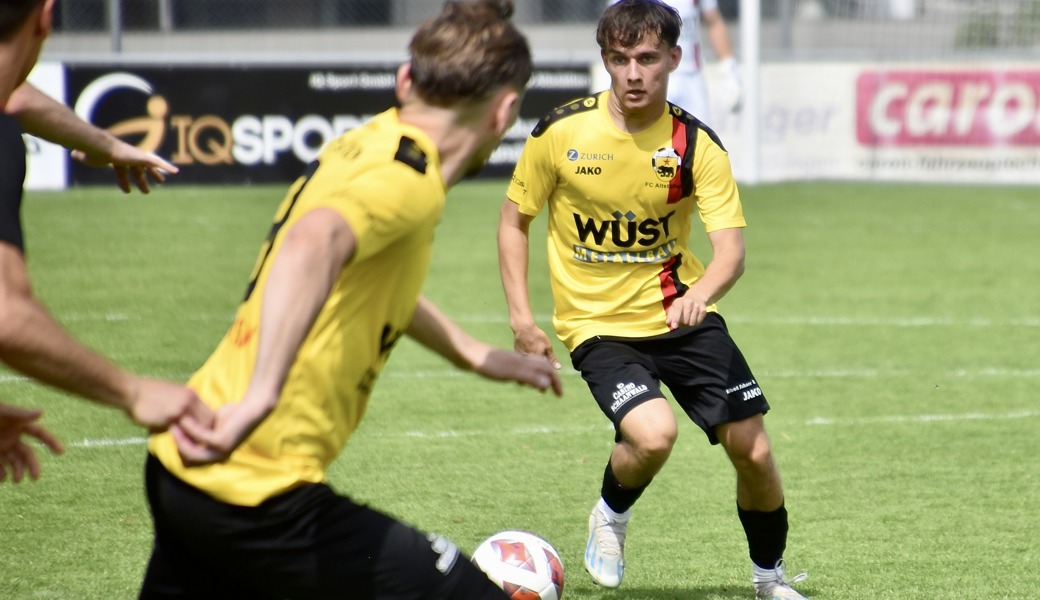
[652,147,681,183]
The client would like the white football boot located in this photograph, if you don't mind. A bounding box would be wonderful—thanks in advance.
[583,501,629,588]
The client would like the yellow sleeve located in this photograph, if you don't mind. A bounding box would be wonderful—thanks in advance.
[507,131,558,217]
[693,130,747,232]
[299,162,433,263]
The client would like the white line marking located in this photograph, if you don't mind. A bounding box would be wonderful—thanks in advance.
[727,316,1040,328]
[448,314,1040,328]
[50,312,1040,328]
[806,410,1040,426]
[68,409,1039,449]
[403,424,607,439]
[70,436,147,448]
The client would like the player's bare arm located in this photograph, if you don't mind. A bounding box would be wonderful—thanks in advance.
[173,207,356,465]
[702,7,734,64]
[497,198,562,369]
[406,295,562,396]
[701,7,742,113]
[6,82,177,194]
[665,227,746,329]
[0,242,207,430]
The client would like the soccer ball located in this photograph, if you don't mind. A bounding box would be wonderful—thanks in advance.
[472,530,565,600]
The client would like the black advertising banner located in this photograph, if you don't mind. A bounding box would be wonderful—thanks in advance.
[65,65,590,185]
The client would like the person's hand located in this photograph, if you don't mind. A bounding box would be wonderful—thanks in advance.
[71,139,178,194]
[665,292,710,330]
[512,324,562,370]
[0,404,64,483]
[474,348,564,396]
[718,56,743,113]
[170,395,275,467]
[126,378,215,433]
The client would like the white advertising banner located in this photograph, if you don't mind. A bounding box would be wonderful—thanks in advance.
[705,62,1040,184]
[24,62,67,190]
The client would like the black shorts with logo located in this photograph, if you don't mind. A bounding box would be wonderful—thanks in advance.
[140,455,506,600]
[570,313,769,445]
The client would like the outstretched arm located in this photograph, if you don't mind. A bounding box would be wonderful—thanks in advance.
[497,198,561,369]
[0,242,209,430]
[6,82,177,193]
[407,295,562,396]
[173,208,356,464]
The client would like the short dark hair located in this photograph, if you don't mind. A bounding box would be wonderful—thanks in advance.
[0,0,43,41]
[407,0,533,107]
[596,0,682,52]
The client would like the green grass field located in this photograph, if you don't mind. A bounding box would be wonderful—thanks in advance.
[2,180,1038,599]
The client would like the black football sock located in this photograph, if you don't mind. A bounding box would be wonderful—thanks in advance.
[737,502,788,569]
[600,460,649,514]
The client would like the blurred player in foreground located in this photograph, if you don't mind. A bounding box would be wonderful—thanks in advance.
[0,0,206,484]
[498,1,807,598]
[141,1,560,598]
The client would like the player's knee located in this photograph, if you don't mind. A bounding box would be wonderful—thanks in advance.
[620,398,678,460]
[628,423,677,465]
[728,438,775,476]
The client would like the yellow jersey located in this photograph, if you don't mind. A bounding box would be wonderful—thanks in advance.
[507,92,745,351]
[150,109,445,506]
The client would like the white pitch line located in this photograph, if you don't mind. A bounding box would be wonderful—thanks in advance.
[49,312,1040,328]
[449,314,1040,328]
[70,436,147,448]
[806,410,1040,426]
[403,424,608,439]
[67,409,1039,450]
[727,316,1040,328]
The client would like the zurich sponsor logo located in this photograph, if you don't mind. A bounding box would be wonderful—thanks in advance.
[567,148,579,161]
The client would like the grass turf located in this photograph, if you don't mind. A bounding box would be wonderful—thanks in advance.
[1,180,1037,598]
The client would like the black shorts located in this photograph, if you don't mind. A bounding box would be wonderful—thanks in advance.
[570,313,769,445]
[140,455,506,600]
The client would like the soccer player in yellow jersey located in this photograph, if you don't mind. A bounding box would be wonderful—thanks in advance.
[141,2,560,599]
[498,1,808,598]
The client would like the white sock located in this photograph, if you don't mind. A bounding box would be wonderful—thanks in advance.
[752,560,781,583]
[596,498,631,523]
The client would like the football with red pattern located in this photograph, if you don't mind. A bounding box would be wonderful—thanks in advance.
[472,530,565,600]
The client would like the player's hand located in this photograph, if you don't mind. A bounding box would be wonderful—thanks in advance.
[512,324,562,370]
[475,348,563,396]
[718,56,742,113]
[126,378,215,433]
[71,139,178,194]
[0,404,64,483]
[665,293,710,330]
[171,394,274,466]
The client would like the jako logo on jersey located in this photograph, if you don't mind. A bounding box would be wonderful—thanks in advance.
[575,165,602,175]
[573,209,676,248]
[652,147,681,182]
